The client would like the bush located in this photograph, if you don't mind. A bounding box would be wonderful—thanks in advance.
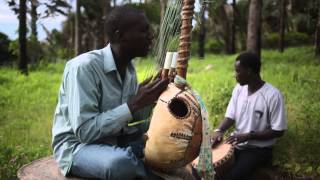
[8,39,46,68]
[205,38,225,53]
[286,32,312,46]
[28,39,44,65]
[0,32,14,65]
[263,32,312,49]
[190,37,225,55]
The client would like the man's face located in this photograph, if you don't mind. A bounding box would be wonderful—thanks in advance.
[120,14,153,58]
[234,60,250,85]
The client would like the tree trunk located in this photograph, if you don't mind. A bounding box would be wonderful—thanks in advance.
[160,0,168,25]
[198,5,206,59]
[19,0,28,75]
[30,0,39,64]
[315,7,320,57]
[222,5,231,54]
[30,0,38,41]
[102,0,111,47]
[221,4,234,54]
[246,0,262,58]
[279,0,286,53]
[230,0,236,54]
[75,0,81,56]
[68,2,74,52]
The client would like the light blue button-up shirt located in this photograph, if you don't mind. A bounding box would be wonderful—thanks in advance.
[52,44,150,175]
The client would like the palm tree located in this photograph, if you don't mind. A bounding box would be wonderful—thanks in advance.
[230,0,236,54]
[279,0,286,52]
[30,0,38,41]
[101,0,111,48]
[19,0,28,75]
[246,0,262,57]
[316,6,320,57]
[160,0,167,25]
[198,4,206,58]
[75,0,81,56]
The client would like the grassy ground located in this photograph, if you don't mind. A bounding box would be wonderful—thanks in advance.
[0,47,319,179]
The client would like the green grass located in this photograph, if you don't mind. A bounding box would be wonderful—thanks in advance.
[0,47,319,179]
[0,63,64,179]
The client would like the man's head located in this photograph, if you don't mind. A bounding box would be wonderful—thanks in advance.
[106,5,153,58]
[234,52,261,85]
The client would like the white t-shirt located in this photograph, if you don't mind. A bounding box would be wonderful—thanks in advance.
[225,83,287,148]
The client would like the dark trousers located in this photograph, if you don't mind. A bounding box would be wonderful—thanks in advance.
[222,147,273,180]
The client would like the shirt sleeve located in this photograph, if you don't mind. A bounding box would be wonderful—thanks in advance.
[225,85,240,120]
[269,92,287,131]
[65,63,133,144]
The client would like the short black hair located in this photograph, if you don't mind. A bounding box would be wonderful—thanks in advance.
[236,52,261,74]
[105,5,144,43]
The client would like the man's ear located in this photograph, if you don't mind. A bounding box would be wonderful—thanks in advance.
[114,30,121,42]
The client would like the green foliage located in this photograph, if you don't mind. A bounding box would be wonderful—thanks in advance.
[263,32,312,49]
[42,29,73,62]
[167,36,179,52]
[8,40,19,60]
[28,39,44,65]
[285,32,312,46]
[129,3,161,25]
[260,47,320,177]
[190,37,225,55]
[204,38,225,53]
[0,32,14,65]
[8,38,46,66]
[7,29,72,69]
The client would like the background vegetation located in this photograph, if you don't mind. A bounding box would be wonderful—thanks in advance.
[1,47,319,179]
[1,0,320,179]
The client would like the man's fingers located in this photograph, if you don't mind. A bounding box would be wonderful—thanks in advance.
[155,69,162,79]
[148,78,169,93]
[226,136,232,144]
[226,135,237,145]
[145,77,162,89]
[211,137,222,148]
[140,76,153,86]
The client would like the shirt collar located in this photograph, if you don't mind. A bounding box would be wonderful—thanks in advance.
[102,43,135,74]
[102,43,117,73]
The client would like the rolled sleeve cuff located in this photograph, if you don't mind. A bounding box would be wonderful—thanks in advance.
[225,114,235,120]
[116,103,133,124]
[271,126,287,131]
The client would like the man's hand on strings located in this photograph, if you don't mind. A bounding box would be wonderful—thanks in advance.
[128,73,169,113]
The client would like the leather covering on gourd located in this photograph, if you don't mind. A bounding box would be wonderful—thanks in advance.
[144,83,202,170]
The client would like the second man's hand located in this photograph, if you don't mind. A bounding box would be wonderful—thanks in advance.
[226,133,250,145]
[128,76,169,114]
[211,131,224,148]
